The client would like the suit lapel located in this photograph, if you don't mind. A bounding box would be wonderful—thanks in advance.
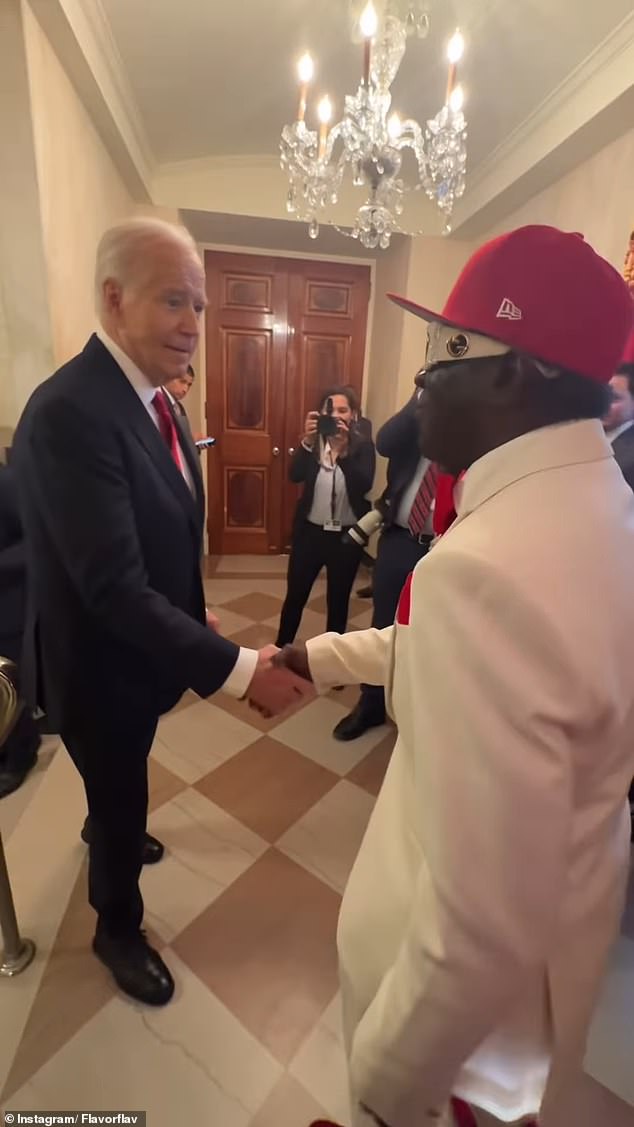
[172,403,205,524]
[85,337,201,536]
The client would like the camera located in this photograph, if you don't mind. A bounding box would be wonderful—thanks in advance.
[345,507,384,548]
[317,396,339,439]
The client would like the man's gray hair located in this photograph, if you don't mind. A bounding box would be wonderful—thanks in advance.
[95,217,200,313]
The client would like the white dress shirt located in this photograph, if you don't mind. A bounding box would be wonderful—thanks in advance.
[395,455,435,533]
[308,440,357,527]
[607,418,634,445]
[96,328,257,699]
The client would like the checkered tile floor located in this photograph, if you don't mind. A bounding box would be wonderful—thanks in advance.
[0,556,394,1125]
[1,555,632,1127]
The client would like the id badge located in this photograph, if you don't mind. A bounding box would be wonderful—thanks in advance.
[324,519,342,532]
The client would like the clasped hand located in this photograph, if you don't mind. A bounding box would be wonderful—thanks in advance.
[246,643,314,718]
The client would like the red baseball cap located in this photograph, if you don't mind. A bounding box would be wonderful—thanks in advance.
[388,225,634,384]
[618,329,634,370]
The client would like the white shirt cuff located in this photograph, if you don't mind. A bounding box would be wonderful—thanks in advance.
[221,647,258,699]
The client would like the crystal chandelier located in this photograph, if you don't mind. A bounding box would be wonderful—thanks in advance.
[280,1,467,249]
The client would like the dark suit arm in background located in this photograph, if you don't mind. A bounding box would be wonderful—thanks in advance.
[289,444,317,484]
[339,438,376,498]
[0,541,26,586]
[619,457,634,493]
[612,430,634,494]
[375,393,419,459]
[23,397,240,699]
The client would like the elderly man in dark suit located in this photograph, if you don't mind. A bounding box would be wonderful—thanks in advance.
[13,218,305,1005]
[333,387,437,741]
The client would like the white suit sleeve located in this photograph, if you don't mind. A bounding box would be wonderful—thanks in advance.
[349,553,573,1126]
[306,627,394,692]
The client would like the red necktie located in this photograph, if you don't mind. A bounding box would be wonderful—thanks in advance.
[152,390,181,469]
[408,462,438,536]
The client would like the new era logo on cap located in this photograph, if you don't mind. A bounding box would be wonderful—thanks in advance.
[496,297,523,321]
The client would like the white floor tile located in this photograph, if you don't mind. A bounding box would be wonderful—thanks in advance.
[290,997,351,1123]
[8,953,282,1125]
[145,788,267,928]
[586,935,634,1105]
[278,780,374,894]
[274,695,389,775]
[154,700,259,783]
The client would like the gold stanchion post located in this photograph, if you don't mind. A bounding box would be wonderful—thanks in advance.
[0,658,36,975]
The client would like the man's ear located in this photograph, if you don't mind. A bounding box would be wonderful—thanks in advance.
[491,352,525,400]
[102,278,123,315]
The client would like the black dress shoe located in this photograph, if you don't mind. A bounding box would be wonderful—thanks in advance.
[93,930,175,1006]
[0,762,35,799]
[81,819,165,865]
[333,703,384,742]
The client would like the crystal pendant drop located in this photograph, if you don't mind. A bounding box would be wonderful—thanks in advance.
[308,219,319,239]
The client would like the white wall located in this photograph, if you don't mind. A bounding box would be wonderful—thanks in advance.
[482,127,634,271]
[0,0,54,435]
[23,0,136,365]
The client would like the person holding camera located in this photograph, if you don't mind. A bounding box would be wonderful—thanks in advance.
[276,387,375,646]
[334,388,437,741]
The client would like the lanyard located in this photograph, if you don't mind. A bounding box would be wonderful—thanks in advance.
[330,463,338,522]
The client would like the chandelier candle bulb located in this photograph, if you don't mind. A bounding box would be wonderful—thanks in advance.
[317,95,333,159]
[446,28,465,101]
[296,52,314,121]
[449,84,464,114]
[360,0,378,85]
[388,112,402,142]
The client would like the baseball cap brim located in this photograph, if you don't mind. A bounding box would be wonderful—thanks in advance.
[387,292,451,327]
[387,292,511,353]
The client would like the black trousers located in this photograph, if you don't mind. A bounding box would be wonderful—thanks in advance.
[277,521,364,646]
[0,705,40,773]
[358,526,431,721]
[61,698,157,938]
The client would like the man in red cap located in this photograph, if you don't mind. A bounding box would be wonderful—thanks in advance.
[277,226,634,1127]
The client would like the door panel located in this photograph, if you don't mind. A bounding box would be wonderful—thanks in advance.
[205,251,371,555]
[205,253,288,555]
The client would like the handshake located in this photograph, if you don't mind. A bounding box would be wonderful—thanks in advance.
[245,643,314,718]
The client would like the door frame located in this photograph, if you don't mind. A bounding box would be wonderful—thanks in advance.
[198,242,377,555]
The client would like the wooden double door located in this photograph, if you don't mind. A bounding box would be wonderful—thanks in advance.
[205,251,371,554]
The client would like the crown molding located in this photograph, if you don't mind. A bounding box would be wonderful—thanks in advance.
[452,10,634,234]
[28,0,154,199]
[156,153,281,180]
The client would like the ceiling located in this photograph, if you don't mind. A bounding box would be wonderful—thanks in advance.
[29,0,634,235]
[102,0,633,167]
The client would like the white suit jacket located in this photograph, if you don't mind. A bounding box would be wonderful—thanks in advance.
[306,420,634,1127]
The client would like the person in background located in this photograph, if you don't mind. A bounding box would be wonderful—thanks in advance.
[163,362,195,416]
[13,218,305,1007]
[605,328,634,842]
[278,226,634,1127]
[0,462,40,798]
[163,363,198,451]
[342,384,373,440]
[604,330,634,490]
[276,386,375,647]
[333,387,438,741]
